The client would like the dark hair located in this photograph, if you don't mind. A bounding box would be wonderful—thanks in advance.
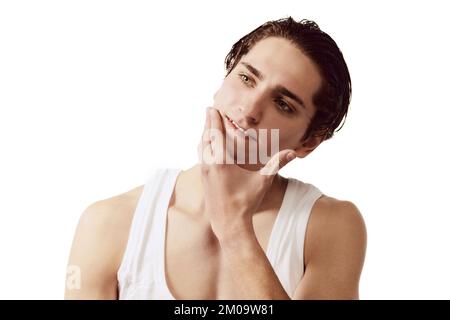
[224,16,352,142]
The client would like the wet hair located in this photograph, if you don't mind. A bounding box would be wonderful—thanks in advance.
[224,16,352,142]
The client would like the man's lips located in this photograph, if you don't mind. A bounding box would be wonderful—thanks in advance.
[225,114,247,132]
[223,114,257,141]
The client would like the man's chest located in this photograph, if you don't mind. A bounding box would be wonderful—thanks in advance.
[164,204,279,299]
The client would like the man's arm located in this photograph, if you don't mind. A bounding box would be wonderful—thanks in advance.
[220,198,367,300]
[64,199,133,299]
[293,198,367,299]
[221,228,291,299]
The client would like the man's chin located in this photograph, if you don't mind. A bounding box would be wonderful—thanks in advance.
[223,148,271,168]
[235,162,265,172]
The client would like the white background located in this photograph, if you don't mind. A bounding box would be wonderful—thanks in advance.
[1,0,449,299]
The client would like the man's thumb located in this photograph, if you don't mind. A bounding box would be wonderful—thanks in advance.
[260,149,297,176]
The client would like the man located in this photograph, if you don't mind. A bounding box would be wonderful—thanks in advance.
[65,17,366,300]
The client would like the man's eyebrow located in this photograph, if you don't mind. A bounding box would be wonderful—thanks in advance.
[241,61,265,81]
[274,85,307,110]
[240,61,307,110]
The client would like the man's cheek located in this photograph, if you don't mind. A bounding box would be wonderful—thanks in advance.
[213,82,239,107]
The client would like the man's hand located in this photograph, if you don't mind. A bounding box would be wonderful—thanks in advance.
[197,107,297,243]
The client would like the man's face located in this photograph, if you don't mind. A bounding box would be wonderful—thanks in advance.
[212,36,323,169]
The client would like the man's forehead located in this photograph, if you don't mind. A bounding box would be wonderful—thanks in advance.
[245,37,297,58]
[240,38,308,80]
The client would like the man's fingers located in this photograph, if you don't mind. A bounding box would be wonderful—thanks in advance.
[198,108,214,164]
[259,149,297,176]
[208,108,227,164]
[202,108,211,144]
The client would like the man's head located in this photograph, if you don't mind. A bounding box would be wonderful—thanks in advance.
[212,17,351,161]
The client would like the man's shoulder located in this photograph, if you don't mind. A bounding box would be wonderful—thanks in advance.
[305,195,367,265]
[76,184,145,269]
[294,195,367,299]
[65,185,146,298]
[313,196,364,222]
[81,185,145,233]
[310,195,366,237]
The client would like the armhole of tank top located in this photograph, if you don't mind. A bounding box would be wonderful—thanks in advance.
[117,168,163,284]
[296,184,323,275]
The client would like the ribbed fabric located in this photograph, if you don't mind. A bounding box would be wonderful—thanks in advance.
[117,168,323,299]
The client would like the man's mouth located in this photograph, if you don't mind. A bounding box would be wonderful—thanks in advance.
[224,114,257,141]
[226,115,246,132]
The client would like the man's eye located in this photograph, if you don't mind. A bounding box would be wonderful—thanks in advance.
[239,74,252,85]
[276,99,294,113]
[238,74,294,114]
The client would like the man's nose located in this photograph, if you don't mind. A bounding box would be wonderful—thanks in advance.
[238,95,265,125]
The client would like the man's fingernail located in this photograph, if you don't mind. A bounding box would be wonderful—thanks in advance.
[287,152,296,161]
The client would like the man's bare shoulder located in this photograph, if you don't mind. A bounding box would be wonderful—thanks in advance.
[91,185,145,214]
[311,195,366,228]
[293,195,367,299]
[65,185,145,299]
[75,185,145,266]
[305,195,367,272]
[81,185,144,239]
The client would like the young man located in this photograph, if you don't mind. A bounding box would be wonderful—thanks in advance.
[65,17,366,300]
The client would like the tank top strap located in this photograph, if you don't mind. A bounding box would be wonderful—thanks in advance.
[117,168,181,286]
[266,177,323,297]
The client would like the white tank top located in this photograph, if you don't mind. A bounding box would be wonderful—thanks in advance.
[117,168,323,299]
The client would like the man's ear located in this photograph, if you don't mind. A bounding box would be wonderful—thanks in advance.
[294,134,324,158]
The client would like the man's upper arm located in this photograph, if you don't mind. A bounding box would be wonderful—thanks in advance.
[293,199,367,300]
[64,199,129,299]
